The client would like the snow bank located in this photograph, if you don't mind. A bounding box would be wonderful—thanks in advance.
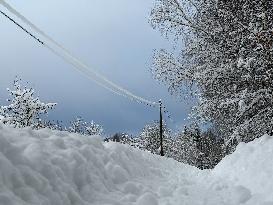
[0,123,197,205]
[0,123,272,205]
[211,134,273,204]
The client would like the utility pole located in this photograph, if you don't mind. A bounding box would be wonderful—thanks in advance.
[159,100,164,156]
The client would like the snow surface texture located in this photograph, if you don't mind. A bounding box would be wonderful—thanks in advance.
[0,124,272,205]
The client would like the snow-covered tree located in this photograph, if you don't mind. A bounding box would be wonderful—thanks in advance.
[105,133,150,150]
[43,120,65,131]
[169,124,223,169]
[85,120,103,136]
[150,0,273,150]
[69,117,85,134]
[0,79,56,128]
[170,124,202,166]
[0,109,4,123]
[197,128,224,169]
[69,117,103,136]
[139,121,171,155]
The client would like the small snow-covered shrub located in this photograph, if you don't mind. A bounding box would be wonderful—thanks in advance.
[69,117,103,136]
[0,79,56,128]
[85,120,103,136]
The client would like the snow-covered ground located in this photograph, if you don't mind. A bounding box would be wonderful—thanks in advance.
[0,123,272,205]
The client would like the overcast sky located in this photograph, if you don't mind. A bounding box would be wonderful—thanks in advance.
[0,0,195,135]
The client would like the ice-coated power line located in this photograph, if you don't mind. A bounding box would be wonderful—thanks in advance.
[0,8,133,103]
[0,0,159,107]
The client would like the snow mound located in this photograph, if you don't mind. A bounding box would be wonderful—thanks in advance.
[0,123,273,205]
[0,124,198,205]
[212,134,273,203]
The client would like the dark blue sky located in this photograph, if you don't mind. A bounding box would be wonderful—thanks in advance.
[0,0,195,135]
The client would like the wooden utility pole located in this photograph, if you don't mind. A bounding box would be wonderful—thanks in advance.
[159,100,164,156]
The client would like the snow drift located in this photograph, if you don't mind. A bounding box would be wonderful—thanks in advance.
[212,135,273,204]
[0,123,198,205]
[0,123,272,205]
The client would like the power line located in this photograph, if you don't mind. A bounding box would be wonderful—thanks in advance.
[0,8,130,102]
[0,10,44,45]
[0,0,159,107]
[0,0,179,147]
